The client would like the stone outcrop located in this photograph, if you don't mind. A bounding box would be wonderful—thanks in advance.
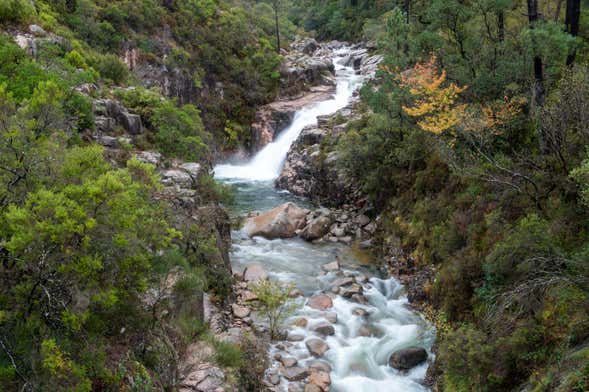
[243,202,309,239]
[93,98,143,135]
[389,347,428,370]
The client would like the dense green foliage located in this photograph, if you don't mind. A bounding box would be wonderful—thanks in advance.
[294,0,589,390]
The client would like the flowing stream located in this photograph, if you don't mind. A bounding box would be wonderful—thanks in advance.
[214,49,434,392]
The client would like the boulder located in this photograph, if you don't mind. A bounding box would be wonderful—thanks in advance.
[29,24,47,36]
[307,360,331,373]
[300,216,332,241]
[282,366,309,381]
[242,263,268,282]
[321,260,340,272]
[312,322,335,336]
[307,370,330,392]
[134,151,162,166]
[279,356,298,368]
[306,338,329,357]
[161,169,193,188]
[231,304,250,318]
[307,294,333,310]
[389,347,428,370]
[243,202,308,239]
[180,162,202,180]
[180,363,225,392]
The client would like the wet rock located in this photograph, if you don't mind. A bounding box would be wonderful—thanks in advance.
[304,385,322,392]
[341,283,363,298]
[292,317,308,327]
[307,360,331,373]
[243,263,268,282]
[268,370,280,385]
[330,277,354,289]
[351,293,369,305]
[300,216,332,241]
[323,312,337,324]
[287,334,305,342]
[389,347,428,370]
[307,294,333,310]
[243,202,308,239]
[306,338,329,357]
[279,356,298,368]
[321,260,340,272]
[307,370,331,391]
[352,308,369,317]
[282,366,309,381]
[231,304,250,318]
[312,322,335,336]
[357,326,371,337]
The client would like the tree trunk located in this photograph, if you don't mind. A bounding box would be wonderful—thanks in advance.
[497,10,505,42]
[565,0,581,65]
[273,1,281,54]
[527,0,544,107]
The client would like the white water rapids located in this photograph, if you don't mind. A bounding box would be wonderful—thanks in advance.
[214,49,434,392]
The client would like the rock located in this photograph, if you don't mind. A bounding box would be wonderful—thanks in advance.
[312,322,335,336]
[161,169,193,188]
[351,293,369,305]
[292,317,308,327]
[287,334,305,342]
[304,385,322,392]
[308,370,331,391]
[300,216,332,241]
[29,24,47,36]
[97,136,119,148]
[93,99,143,135]
[180,363,225,392]
[359,239,372,249]
[341,283,363,298]
[307,294,333,310]
[231,304,250,318]
[354,214,371,226]
[243,202,308,239]
[307,360,331,373]
[330,277,354,289]
[240,290,258,302]
[352,308,369,317]
[301,38,319,55]
[306,338,329,357]
[75,83,98,95]
[268,372,280,385]
[321,260,340,272]
[242,263,268,282]
[134,151,162,166]
[279,356,298,368]
[389,347,428,370]
[357,326,371,337]
[180,162,202,180]
[282,366,309,381]
[323,312,337,324]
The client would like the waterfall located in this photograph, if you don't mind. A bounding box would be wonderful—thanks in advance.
[214,51,362,181]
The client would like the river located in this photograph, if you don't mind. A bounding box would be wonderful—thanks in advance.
[214,48,434,392]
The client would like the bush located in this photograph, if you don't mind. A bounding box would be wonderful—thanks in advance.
[250,280,296,340]
[93,54,128,84]
[0,0,35,24]
[238,333,269,391]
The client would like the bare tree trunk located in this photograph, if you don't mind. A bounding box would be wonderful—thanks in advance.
[527,0,545,108]
[565,0,581,65]
[497,9,505,42]
[273,1,281,54]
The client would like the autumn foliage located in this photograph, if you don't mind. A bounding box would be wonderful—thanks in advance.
[399,56,467,134]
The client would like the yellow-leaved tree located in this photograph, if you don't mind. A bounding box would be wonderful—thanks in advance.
[400,56,467,134]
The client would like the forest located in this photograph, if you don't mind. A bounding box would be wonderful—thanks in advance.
[0,0,588,391]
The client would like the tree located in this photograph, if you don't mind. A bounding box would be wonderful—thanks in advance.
[565,0,581,65]
[400,56,467,135]
[271,0,281,53]
[527,0,545,107]
[250,280,295,339]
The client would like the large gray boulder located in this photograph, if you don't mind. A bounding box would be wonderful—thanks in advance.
[388,347,428,370]
[243,202,308,239]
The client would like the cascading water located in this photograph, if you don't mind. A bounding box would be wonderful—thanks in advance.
[214,48,434,392]
[215,50,363,182]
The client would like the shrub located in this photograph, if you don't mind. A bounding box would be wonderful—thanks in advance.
[94,54,129,84]
[250,280,296,340]
[0,0,35,24]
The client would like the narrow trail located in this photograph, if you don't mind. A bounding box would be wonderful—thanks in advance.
[214,48,434,392]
